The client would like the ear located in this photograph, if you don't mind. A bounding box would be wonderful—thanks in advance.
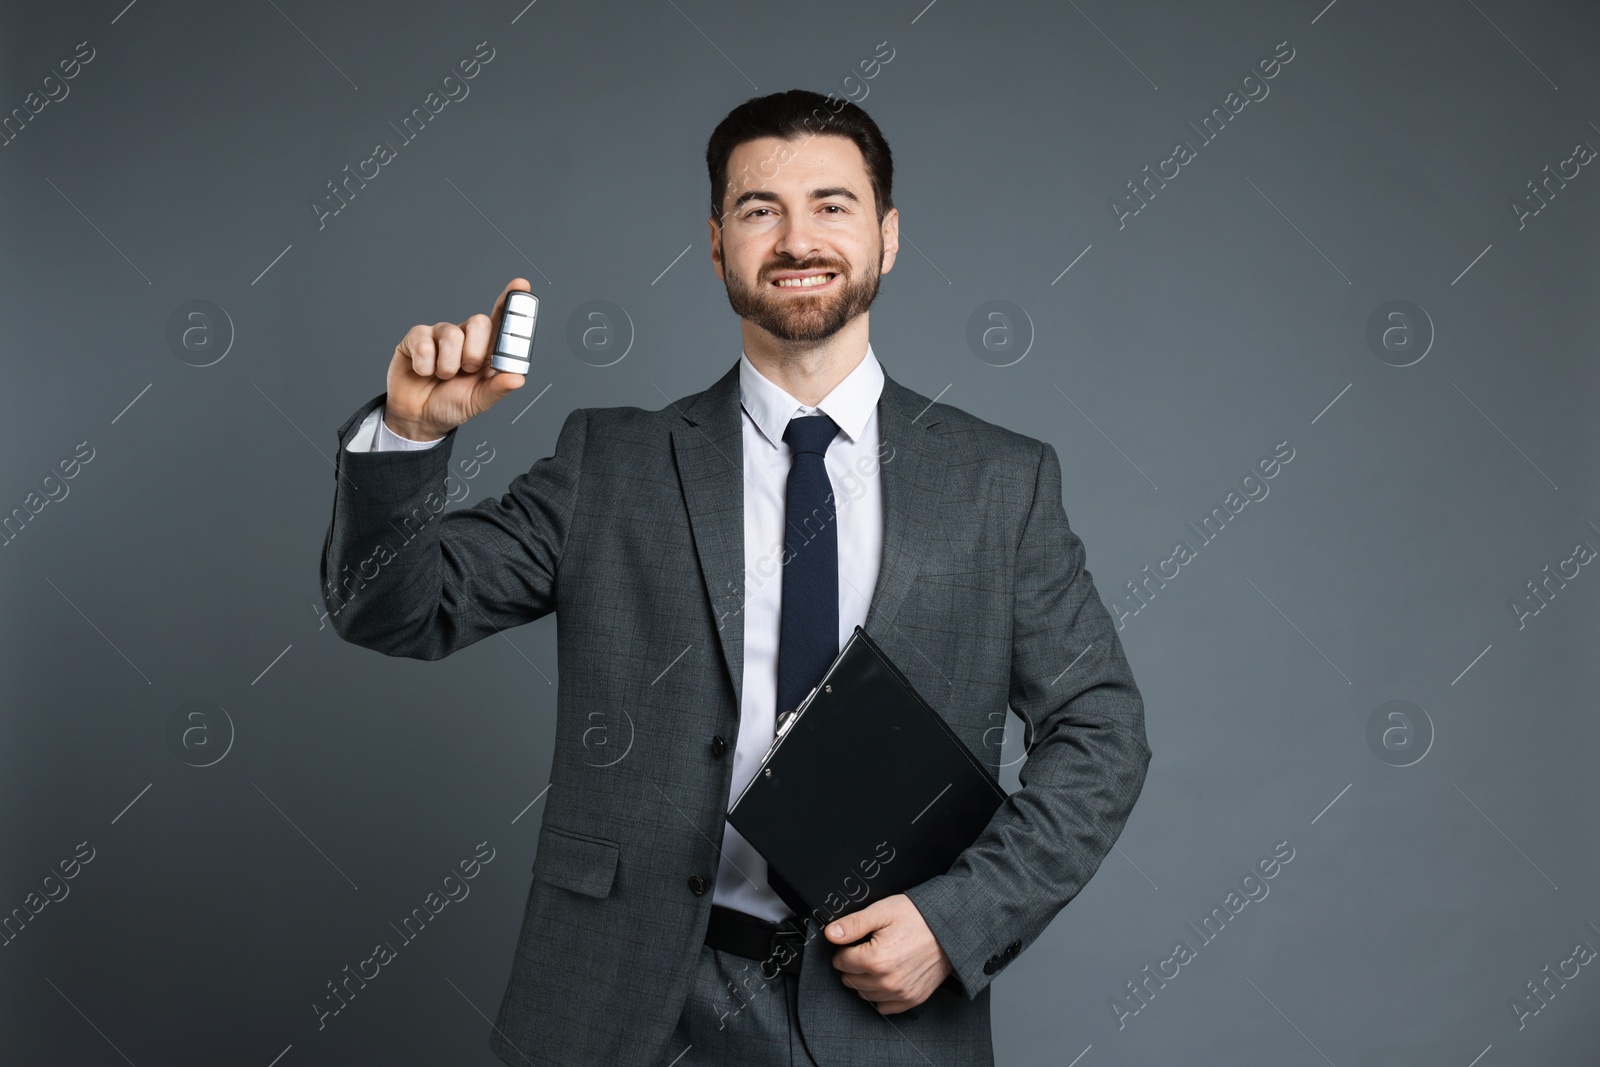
[879,206,899,275]
[708,216,725,281]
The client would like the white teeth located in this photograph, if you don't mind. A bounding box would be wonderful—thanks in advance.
[775,274,833,287]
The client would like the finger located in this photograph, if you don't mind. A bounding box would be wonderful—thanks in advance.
[855,985,898,1002]
[399,323,436,377]
[843,971,899,999]
[488,277,533,327]
[459,313,492,374]
[837,968,888,992]
[432,321,464,379]
[830,946,877,975]
[472,369,524,413]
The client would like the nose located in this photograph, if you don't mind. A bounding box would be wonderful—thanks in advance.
[773,212,823,262]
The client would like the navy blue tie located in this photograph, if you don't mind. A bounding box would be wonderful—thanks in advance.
[776,413,842,726]
[766,412,842,913]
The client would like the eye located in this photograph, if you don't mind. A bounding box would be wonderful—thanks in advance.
[745,207,773,218]
[821,204,845,214]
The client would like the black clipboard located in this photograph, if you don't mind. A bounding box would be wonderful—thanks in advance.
[727,625,1007,926]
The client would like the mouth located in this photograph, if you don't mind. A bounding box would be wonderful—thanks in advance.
[768,270,840,291]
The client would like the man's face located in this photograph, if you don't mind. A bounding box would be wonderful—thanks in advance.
[709,134,899,344]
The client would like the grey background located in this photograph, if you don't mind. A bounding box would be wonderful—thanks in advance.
[1,0,1595,1064]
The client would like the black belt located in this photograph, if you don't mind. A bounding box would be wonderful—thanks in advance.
[704,904,806,977]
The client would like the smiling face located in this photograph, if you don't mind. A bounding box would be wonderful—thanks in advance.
[709,134,899,345]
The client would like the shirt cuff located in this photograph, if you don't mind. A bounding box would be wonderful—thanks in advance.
[345,406,447,452]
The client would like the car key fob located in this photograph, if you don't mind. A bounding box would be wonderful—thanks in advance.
[490,291,539,374]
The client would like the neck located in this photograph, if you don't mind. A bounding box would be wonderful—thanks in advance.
[740,314,870,407]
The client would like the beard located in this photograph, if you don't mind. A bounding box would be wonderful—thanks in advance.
[722,242,884,344]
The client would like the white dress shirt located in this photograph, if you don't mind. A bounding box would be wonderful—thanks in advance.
[348,346,887,921]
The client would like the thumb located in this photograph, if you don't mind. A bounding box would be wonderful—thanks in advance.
[473,369,525,413]
[826,902,883,944]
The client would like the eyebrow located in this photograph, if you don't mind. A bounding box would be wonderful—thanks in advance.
[730,186,861,212]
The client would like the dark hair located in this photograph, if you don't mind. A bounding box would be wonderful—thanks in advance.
[706,89,894,226]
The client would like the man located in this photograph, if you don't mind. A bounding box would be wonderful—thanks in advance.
[321,89,1150,1066]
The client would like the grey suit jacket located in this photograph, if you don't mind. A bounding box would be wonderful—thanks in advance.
[320,359,1151,1067]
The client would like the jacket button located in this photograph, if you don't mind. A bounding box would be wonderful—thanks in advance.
[710,735,728,758]
[982,957,999,975]
[688,874,707,895]
[1006,939,1022,956]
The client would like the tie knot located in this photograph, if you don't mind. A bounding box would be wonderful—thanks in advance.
[782,413,840,457]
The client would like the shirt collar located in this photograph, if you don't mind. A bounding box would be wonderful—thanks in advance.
[738,343,884,450]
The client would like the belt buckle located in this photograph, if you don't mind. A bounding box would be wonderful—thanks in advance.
[760,925,804,979]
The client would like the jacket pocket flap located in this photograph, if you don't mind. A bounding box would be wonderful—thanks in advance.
[533,824,620,899]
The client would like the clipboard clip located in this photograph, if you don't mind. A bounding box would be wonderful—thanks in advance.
[775,705,801,740]
[777,682,827,741]
[747,681,830,789]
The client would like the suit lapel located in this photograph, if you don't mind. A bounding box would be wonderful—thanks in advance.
[861,371,948,639]
[671,363,748,708]
[670,361,948,711]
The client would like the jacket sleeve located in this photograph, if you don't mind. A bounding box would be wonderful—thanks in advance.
[902,440,1152,1000]
[319,392,588,660]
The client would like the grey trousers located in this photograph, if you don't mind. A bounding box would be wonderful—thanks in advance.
[657,942,822,1066]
